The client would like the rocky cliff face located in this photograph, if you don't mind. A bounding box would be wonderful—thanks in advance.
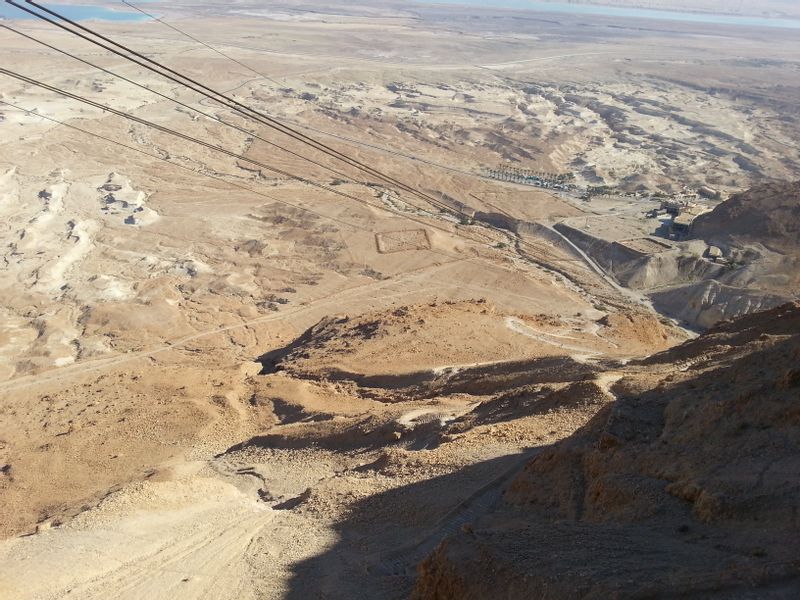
[649,181,800,328]
[414,303,800,599]
[691,180,800,253]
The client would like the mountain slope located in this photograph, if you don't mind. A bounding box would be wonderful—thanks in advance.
[691,180,800,253]
[414,303,800,598]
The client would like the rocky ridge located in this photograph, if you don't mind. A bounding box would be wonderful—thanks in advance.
[414,302,800,598]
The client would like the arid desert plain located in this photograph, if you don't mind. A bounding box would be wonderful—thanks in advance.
[0,1,799,598]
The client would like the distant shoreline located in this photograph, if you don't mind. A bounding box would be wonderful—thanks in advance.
[420,0,800,30]
[534,0,798,20]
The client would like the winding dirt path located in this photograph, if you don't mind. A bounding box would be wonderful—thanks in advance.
[504,316,602,357]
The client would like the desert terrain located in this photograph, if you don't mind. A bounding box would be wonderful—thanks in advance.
[540,0,800,19]
[0,1,798,598]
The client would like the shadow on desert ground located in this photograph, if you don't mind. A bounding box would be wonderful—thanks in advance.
[285,452,530,600]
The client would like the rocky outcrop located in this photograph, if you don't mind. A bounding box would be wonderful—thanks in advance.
[651,278,792,329]
[691,180,800,253]
[414,303,800,598]
[654,178,800,328]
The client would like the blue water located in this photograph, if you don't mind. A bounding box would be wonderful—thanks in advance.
[422,0,800,30]
[0,2,148,22]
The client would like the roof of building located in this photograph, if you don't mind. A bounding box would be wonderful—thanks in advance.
[673,213,696,227]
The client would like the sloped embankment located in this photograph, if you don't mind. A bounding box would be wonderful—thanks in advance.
[414,303,800,598]
[553,181,800,329]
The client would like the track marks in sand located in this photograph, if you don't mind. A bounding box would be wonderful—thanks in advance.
[0,477,272,600]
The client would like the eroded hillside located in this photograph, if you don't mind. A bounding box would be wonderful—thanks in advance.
[0,1,798,598]
[415,303,800,598]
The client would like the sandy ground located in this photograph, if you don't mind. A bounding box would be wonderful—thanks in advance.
[0,1,797,598]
